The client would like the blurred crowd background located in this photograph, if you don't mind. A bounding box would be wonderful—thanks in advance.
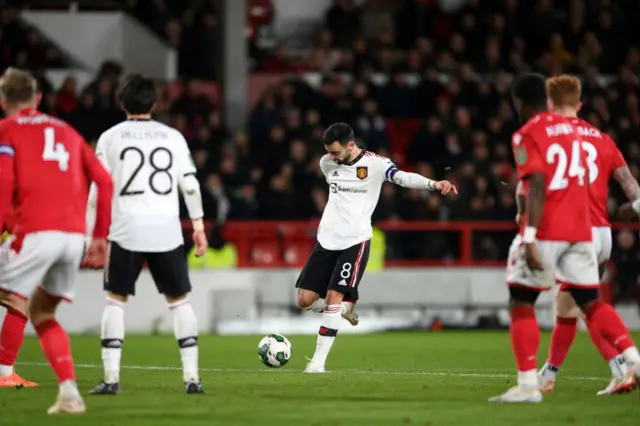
[1,0,640,304]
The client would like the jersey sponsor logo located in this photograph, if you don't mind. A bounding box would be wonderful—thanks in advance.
[330,183,368,194]
[356,166,368,180]
[515,145,527,165]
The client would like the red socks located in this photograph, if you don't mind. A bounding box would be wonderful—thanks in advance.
[0,308,28,367]
[547,316,577,367]
[510,306,540,371]
[34,319,75,383]
[585,316,621,362]
[585,300,635,353]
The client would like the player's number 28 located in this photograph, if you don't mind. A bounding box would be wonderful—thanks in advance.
[547,140,598,191]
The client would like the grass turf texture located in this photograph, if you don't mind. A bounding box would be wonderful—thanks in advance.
[3,332,640,425]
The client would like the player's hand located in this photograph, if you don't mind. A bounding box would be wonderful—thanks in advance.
[618,202,638,221]
[435,180,458,196]
[192,230,208,257]
[84,238,107,268]
[524,242,544,272]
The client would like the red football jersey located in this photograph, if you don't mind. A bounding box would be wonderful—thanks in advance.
[513,112,591,242]
[569,117,626,227]
[0,109,113,237]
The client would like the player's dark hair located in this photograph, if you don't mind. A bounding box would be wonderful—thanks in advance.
[322,122,354,146]
[511,73,547,108]
[117,74,157,115]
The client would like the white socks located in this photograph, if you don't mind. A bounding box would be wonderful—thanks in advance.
[59,380,81,399]
[311,305,342,367]
[622,346,640,365]
[609,355,628,380]
[100,298,125,384]
[517,369,539,390]
[169,299,200,382]
[0,364,13,377]
[539,362,558,381]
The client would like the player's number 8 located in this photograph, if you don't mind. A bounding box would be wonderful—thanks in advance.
[340,262,352,279]
[547,140,598,191]
[119,147,173,196]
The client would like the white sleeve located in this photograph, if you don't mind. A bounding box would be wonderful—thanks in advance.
[319,154,331,178]
[176,135,204,220]
[379,158,436,190]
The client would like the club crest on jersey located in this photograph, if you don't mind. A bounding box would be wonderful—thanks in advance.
[515,146,527,165]
[356,166,368,180]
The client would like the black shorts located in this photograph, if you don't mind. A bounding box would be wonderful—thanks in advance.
[295,240,370,300]
[104,242,191,298]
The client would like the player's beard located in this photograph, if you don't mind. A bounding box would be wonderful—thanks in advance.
[336,153,352,165]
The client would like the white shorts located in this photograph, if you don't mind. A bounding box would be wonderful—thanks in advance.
[592,226,612,265]
[0,231,85,302]
[506,235,599,291]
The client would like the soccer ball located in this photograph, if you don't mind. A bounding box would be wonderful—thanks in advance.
[257,334,292,368]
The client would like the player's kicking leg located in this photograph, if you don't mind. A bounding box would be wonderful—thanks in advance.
[296,241,370,373]
[0,293,38,387]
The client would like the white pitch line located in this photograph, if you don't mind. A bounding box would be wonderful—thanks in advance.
[17,362,608,382]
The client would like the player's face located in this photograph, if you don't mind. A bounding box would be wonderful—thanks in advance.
[325,141,355,164]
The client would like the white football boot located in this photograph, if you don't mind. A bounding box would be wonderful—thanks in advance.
[341,302,359,326]
[489,386,543,403]
[303,357,326,373]
[537,370,555,393]
[47,396,86,414]
[596,374,636,396]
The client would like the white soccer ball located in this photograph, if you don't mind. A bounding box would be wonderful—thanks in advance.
[257,334,292,368]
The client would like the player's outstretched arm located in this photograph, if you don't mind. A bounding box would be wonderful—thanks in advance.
[0,143,15,227]
[389,167,458,195]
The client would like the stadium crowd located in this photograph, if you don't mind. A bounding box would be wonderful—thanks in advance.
[1,0,639,303]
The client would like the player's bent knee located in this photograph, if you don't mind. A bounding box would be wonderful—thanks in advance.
[508,286,539,306]
[107,291,128,303]
[568,287,599,310]
[326,290,344,305]
[165,294,188,305]
[555,290,579,318]
[296,289,319,309]
[0,291,28,316]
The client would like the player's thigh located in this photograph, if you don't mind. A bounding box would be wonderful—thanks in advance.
[555,241,600,289]
[295,243,338,299]
[41,233,85,302]
[145,245,191,298]
[0,233,60,299]
[506,236,557,291]
[328,240,371,300]
[592,227,612,265]
[104,242,145,296]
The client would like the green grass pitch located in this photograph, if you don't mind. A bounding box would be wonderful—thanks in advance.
[3,331,640,425]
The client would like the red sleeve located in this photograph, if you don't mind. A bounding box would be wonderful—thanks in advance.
[513,133,544,180]
[81,141,113,238]
[0,133,15,232]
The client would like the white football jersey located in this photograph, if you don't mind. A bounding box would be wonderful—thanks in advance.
[93,119,197,252]
[318,151,396,250]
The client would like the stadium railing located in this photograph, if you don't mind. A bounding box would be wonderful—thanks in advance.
[181,220,640,269]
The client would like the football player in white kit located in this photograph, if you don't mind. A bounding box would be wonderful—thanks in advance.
[297,123,457,373]
[86,75,208,394]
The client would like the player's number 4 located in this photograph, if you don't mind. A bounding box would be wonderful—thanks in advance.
[42,127,70,171]
[547,140,597,191]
